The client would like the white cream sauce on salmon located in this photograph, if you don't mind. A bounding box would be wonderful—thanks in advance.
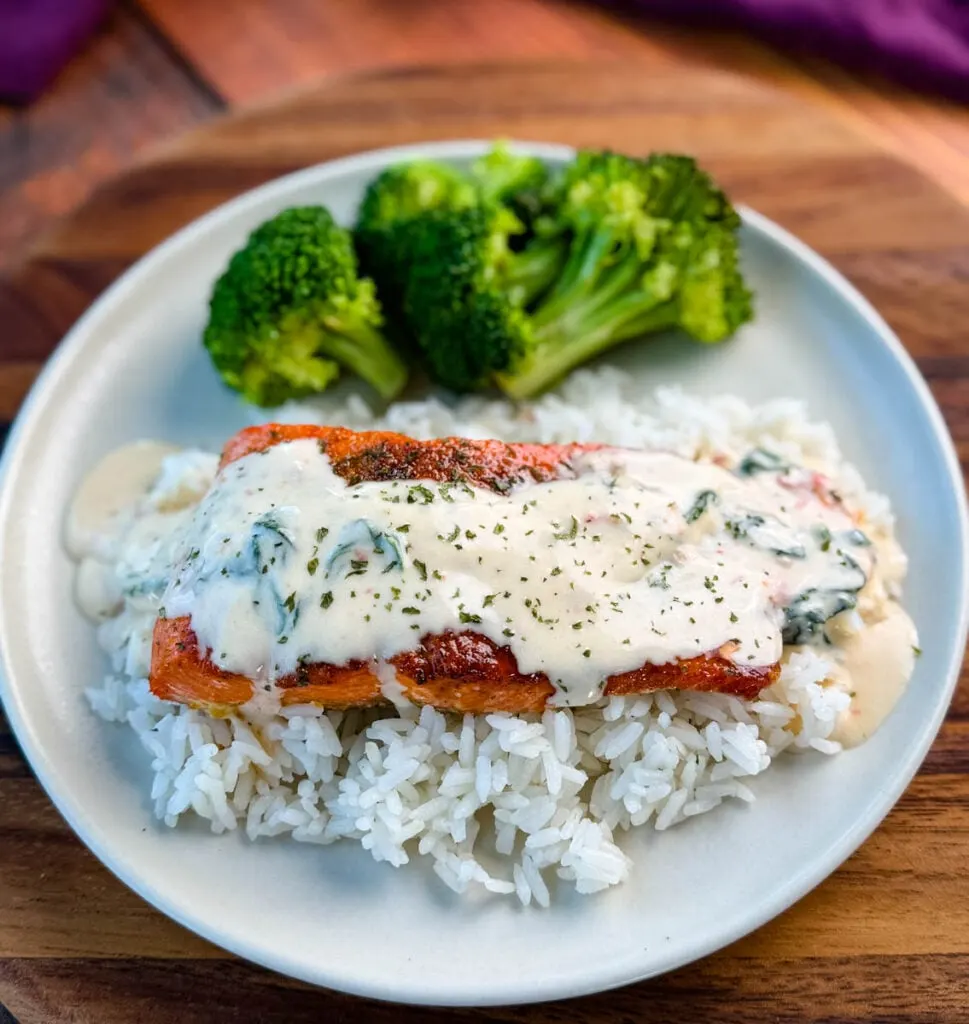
[127,437,915,712]
[69,432,921,737]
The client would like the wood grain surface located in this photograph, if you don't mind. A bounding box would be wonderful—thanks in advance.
[139,0,969,206]
[8,0,969,282]
[1,60,968,1024]
[0,4,223,273]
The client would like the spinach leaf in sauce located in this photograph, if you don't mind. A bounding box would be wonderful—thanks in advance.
[325,518,405,578]
[782,552,867,644]
[782,589,858,645]
[191,511,301,641]
[684,490,718,524]
[725,511,806,559]
[815,523,871,553]
[737,448,789,476]
[245,511,297,577]
[274,588,300,639]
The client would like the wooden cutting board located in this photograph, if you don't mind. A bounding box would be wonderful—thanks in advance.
[1,61,968,1024]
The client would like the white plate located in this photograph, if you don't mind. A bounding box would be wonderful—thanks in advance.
[0,141,966,1006]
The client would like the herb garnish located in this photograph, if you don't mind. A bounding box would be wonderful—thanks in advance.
[553,516,579,541]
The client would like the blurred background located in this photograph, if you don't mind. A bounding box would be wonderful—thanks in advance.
[4,0,969,278]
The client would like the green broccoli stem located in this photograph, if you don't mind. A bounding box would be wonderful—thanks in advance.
[531,249,643,336]
[318,316,408,400]
[502,223,753,398]
[505,236,568,308]
[497,289,678,401]
[474,164,534,205]
[529,225,635,330]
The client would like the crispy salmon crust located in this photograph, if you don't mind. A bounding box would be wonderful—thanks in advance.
[149,424,780,713]
[152,617,776,712]
[219,423,602,490]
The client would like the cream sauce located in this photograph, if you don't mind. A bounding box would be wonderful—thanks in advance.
[65,441,179,560]
[68,443,219,623]
[75,556,124,621]
[830,605,918,747]
[157,438,888,706]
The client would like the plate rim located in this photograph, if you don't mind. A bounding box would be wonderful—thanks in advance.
[1,139,967,1006]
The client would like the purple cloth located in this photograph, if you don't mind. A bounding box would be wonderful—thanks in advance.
[614,0,969,102]
[0,0,111,103]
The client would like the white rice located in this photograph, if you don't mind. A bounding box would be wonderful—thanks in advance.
[86,367,883,905]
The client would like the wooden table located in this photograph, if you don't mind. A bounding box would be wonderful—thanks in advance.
[2,5,969,1023]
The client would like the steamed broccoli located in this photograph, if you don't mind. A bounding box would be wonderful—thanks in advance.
[499,152,752,397]
[203,206,407,407]
[396,150,752,398]
[400,204,534,392]
[355,146,562,331]
[468,142,549,206]
[355,161,479,320]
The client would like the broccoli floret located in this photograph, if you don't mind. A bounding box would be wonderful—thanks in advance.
[203,206,407,406]
[356,149,563,324]
[468,144,567,306]
[497,152,752,397]
[356,153,565,384]
[397,150,752,399]
[401,204,533,393]
[469,142,549,205]
[678,217,753,343]
[355,162,478,315]
[357,160,479,234]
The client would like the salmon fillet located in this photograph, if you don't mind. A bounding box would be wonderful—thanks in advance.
[149,424,779,713]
